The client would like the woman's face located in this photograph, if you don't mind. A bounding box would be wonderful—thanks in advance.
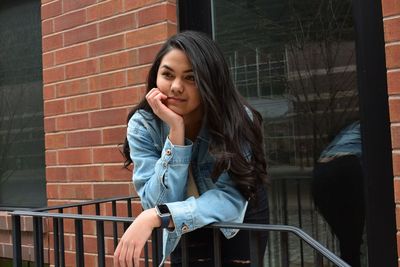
[156,48,203,120]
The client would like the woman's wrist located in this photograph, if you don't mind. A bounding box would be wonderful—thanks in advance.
[168,125,185,145]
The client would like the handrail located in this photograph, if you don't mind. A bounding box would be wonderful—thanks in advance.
[11,210,350,267]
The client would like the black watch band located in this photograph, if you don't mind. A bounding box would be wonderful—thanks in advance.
[155,204,171,228]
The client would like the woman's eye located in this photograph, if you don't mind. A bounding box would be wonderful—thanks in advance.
[162,72,173,79]
[186,75,195,82]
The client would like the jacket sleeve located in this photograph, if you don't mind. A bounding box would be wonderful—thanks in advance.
[165,171,247,238]
[127,112,193,209]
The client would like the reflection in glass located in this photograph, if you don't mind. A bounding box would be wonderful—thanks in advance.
[0,0,45,208]
[212,0,365,266]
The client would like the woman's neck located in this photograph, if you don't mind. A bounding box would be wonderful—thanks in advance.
[185,119,202,141]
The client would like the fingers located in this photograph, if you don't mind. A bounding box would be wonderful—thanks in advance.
[146,88,167,115]
[114,239,143,267]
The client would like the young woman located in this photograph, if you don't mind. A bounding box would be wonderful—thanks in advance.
[114,31,269,267]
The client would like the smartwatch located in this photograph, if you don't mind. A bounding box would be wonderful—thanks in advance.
[155,204,171,228]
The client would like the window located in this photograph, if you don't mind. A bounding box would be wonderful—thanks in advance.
[0,0,46,208]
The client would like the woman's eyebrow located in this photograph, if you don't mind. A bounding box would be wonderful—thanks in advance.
[160,65,193,73]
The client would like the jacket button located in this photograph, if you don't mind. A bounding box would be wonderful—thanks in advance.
[181,224,189,233]
[165,149,172,156]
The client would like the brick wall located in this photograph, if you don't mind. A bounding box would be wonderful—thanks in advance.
[0,0,177,264]
[382,0,400,264]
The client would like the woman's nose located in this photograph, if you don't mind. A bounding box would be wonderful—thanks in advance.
[170,79,183,94]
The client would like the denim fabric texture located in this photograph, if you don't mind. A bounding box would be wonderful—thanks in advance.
[319,121,361,159]
[127,109,251,265]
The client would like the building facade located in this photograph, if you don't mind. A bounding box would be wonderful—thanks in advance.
[0,0,399,266]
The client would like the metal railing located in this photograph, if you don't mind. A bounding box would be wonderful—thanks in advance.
[10,196,350,267]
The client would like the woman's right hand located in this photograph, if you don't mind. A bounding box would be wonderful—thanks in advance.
[146,88,183,128]
[146,88,185,145]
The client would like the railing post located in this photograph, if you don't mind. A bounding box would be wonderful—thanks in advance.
[112,200,118,250]
[151,228,163,267]
[12,214,22,267]
[180,234,189,267]
[33,217,44,266]
[75,206,84,267]
[280,231,289,267]
[53,217,60,267]
[213,229,222,267]
[249,231,262,267]
[58,208,66,267]
[96,220,105,267]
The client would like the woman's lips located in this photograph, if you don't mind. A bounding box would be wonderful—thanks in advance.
[167,97,186,103]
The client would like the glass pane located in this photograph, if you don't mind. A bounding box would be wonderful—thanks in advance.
[0,0,46,208]
[212,0,366,266]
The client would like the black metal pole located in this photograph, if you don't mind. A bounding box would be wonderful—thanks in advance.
[12,215,22,267]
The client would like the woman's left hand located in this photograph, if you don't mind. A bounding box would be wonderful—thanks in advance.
[114,208,161,267]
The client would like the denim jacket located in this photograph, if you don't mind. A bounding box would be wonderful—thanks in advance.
[319,121,361,159]
[127,109,248,266]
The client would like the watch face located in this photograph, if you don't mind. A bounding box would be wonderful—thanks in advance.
[157,204,170,215]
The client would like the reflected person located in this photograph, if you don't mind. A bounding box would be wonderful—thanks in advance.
[312,121,364,267]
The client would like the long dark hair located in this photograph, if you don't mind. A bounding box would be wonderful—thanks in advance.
[123,31,268,201]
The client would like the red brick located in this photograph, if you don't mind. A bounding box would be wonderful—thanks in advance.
[138,3,176,27]
[67,166,102,181]
[393,125,400,149]
[89,71,126,92]
[390,98,400,122]
[42,19,54,36]
[54,9,86,32]
[41,0,62,20]
[55,44,88,64]
[103,126,126,144]
[47,184,59,199]
[65,94,100,112]
[127,66,150,85]
[86,0,123,22]
[67,130,102,147]
[56,113,90,131]
[397,232,400,259]
[386,45,400,69]
[93,146,125,163]
[65,59,98,79]
[382,0,400,17]
[101,87,143,108]
[42,33,63,52]
[64,24,98,46]
[62,0,97,12]
[43,52,55,69]
[0,231,11,243]
[93,183,130,198]
[45,133,67,149]
[43,85,56,100]
[394,153,400,176]
[126,23,176,48]
[44,117,56,133]
[384,18,400,43]
[388,71,400,95]
[46,167,67,182]
[46,150,58,166]
[90,108,127,127]
[100,50,138,72]
[99,13,137,37]
[44,99,65,116]
[138,43,162,64]
[43,66,65,84]
[89,35,125,57]
[59,184,94,200]
[125,0,162,12]
[56,79,89,97]
[104,165,131,181]
[58,148,92,165]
